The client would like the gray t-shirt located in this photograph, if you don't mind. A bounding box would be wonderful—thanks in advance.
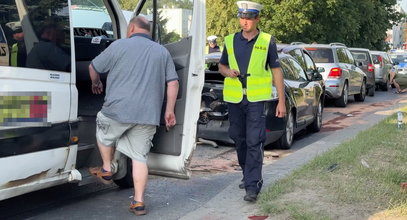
[91,33,178,125]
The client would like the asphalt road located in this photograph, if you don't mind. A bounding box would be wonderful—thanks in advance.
[1,89,406,220]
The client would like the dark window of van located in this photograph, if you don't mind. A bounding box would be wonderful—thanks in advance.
[0,0,71,72]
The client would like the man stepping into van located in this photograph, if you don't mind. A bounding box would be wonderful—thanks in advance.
[88,16,179,216]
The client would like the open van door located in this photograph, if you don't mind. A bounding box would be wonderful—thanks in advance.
[132,0,205,178]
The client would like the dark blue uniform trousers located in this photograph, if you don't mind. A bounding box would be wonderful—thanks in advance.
[228,96,265,194]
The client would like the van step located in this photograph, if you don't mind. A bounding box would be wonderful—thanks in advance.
[78,143,95,151]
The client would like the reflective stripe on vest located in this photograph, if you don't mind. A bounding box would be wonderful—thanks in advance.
[223,32,273,103]
[11,43,18,67]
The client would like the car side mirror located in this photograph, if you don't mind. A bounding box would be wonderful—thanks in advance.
[311,69,323,81]
[357,61,363,67]
[317,67,325,73]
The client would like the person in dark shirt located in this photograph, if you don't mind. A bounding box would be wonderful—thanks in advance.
[26,24,70,72]
[206,35,221,54]
[10,24,26,67]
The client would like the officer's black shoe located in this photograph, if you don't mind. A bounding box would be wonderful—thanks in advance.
[243,191,258,202]
[238,181,245,189]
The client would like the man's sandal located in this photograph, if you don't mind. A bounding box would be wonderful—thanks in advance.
[88,167,113,185]
[129,201,147,216]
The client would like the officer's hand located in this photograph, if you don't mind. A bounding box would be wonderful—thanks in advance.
[91,81,103,94]
[228,69,240,78]
[276,102,286,118]
[165,111,176,131]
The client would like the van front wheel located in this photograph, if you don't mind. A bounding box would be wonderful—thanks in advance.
[114,158,133,189]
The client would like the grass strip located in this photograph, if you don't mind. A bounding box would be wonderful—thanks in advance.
[258,108,407,219]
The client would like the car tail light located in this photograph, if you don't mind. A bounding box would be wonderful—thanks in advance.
[368,64,375,72]
[305,47,317,51]
[328,67,342,78]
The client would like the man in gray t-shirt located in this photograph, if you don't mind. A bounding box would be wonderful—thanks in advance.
[88,16,179,216]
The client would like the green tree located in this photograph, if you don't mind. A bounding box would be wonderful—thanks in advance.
[206,0,239,45]
[206,0,404,50]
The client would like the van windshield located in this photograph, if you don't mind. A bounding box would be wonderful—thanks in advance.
[305,48,334,63]
[72,0,114,38]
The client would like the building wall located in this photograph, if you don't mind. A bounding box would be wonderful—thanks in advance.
[159,8,192,38]
[388,1,406,49]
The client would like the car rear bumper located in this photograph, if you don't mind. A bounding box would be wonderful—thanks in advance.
[324,80,343,99]
[197,120,233,144]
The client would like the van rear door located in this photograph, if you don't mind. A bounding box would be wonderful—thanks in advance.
[133,0,205,178]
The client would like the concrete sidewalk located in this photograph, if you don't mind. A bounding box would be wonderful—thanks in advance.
[180,103,405,220]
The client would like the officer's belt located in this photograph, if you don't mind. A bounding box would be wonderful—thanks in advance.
[242,88,247,95]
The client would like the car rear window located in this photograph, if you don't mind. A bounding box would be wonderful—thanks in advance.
[305,48,334,63]
[351,51,368,61]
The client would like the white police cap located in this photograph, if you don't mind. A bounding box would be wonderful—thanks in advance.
[237,1,263,14]
[207,35,217,42]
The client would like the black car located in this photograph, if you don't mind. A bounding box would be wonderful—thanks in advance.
[198,51,325,149]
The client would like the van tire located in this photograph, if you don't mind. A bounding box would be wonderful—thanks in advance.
[114,158,133,189]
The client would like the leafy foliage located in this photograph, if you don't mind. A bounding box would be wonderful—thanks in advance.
[207,0,404,50]
[206,0,239,45]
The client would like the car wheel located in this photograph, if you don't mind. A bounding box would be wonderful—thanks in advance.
[278,110,294,149]
[307,100,323,132]
[368,86,375,96]
[113,158,133,188]
[354,80,366,102]
[381,77,390,91]
[335,83,348,107]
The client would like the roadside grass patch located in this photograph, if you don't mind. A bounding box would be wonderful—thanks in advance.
[258,110,407,220]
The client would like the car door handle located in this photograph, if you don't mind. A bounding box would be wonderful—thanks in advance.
[293,91,299,95]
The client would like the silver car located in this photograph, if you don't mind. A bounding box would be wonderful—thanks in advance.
[302,43,367,107]
[371,51,392,91]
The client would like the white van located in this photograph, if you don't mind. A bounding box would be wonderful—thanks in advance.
[0,0,205,200]
[0,26,9,66]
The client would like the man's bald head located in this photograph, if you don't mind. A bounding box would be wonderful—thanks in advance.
[128,16,151,34]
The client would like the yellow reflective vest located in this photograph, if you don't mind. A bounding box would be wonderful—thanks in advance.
[10,43,18,67]
[223,32,273,103]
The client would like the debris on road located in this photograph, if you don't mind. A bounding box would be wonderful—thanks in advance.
[360,159,370,168]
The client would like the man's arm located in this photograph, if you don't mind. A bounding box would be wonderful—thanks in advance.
[271,67,286,118]
[88,64,103,94]
[218,63,240,78]
[165,80,179,131]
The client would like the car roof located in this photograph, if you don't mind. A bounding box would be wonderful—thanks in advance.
[349,48,370,52]
[370,50,387,55]
[300,44,347,49]
[277,44,308,54]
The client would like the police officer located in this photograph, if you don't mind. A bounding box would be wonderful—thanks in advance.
[218,1,286,202]
[10,23,26,67]
[206,35,221,54]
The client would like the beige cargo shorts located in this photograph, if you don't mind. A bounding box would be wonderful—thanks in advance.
[96,112,156,163]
